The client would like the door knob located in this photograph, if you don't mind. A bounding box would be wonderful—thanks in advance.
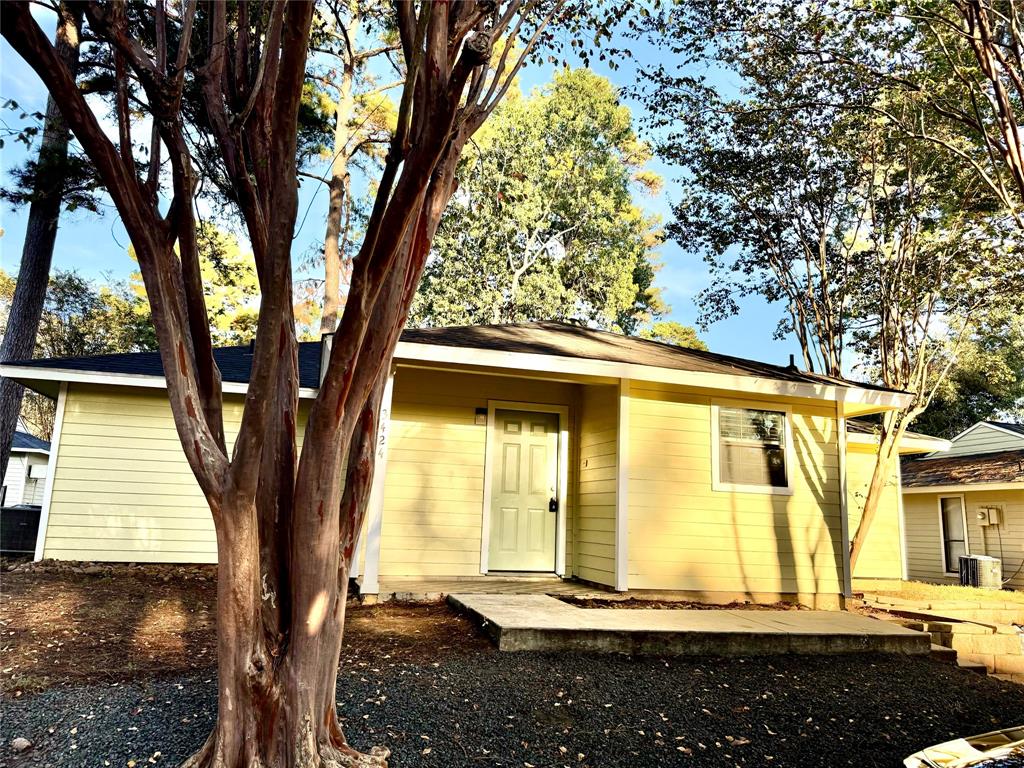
[549,497,558,512]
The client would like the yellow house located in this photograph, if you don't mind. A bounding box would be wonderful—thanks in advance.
[842,422,950,592]
[1,322,915,608]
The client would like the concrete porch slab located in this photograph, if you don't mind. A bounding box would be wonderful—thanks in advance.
[449,594,930,656]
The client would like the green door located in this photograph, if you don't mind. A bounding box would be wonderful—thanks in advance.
[488,409,559,572]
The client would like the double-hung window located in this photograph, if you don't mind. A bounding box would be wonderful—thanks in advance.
[713,406,792,494]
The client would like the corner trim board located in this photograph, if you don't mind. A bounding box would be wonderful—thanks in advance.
[34,381,68,561]
[358,371,395,596]
[615,378,630,592]
[837,411,852,597]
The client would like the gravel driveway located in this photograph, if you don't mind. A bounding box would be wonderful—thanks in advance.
[3,651,1021,768]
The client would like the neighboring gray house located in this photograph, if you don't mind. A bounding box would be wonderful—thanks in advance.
[1,431,51,508]
[901,421,1024,589]
[930,421,1024,459]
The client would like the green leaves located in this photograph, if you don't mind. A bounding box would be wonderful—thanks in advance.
[411,68,664,334]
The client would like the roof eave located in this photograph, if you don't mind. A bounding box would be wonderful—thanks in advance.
[392,341,911,409]
[846,432,951,454]
[0,363,320,400]
[902,480,1024,493]
[2,341,913,411]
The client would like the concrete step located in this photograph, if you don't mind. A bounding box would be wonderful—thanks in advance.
[929,631,953,647]
[931,643,958,663]
[957,659,989,676]
[951,633,1024,656]
[450,595,931,656]
[992,672,1024,684]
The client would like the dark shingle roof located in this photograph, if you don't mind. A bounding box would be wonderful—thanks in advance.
[4,321,901,394]
[7,343,325,390]
[987,421,1024,437]
[12,431,49,452]
[901,449,1024,487]
[846,418,940,443]
[400,322,899,391]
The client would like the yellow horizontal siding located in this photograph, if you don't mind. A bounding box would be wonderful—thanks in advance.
[626,384,843,596]
[377,368,577,578]
[846,447,904,582]
[43,383,308,564]
[575,384,618,587]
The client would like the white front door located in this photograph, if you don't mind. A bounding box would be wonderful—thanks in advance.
[488,408,559,572]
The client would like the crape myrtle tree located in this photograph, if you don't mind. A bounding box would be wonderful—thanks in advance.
[2,1,622,766]
[641,1,1024,571]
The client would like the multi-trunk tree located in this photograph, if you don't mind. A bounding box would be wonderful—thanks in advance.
[2,2,614,765]
[643,0,1024,570]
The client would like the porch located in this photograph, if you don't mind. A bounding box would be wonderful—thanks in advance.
[448,593,931,656]
[356,574,609,603]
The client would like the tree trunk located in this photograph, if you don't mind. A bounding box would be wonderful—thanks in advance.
[181,495,388,768]
[849,409,918,572]
[319,58,357,334]
[0,3,80,478]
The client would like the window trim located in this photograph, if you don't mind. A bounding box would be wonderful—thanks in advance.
[710,402,795,496]
[936,494,970,576]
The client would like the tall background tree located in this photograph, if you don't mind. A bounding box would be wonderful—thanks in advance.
[1,2,623,765]
[641,0,1024,569]
[410,68,668,333]
[0,3,82,479]
[304,0,400,333]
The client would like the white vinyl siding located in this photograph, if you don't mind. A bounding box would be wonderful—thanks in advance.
[1,453,48,507]
[2,454,27,507]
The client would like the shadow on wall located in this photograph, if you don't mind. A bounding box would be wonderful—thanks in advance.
[376,370,579,581]
[651,407,841,605]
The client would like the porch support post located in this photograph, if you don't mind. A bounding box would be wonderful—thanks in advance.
[35,382,68,561]
[896,458,909,581]
[836,403,853,598]
[615,378,630,592]
[359,369,395,599]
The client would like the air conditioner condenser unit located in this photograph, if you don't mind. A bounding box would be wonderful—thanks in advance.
[959,555,1002,589]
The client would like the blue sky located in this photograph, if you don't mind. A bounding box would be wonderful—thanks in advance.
[0,13,795,366]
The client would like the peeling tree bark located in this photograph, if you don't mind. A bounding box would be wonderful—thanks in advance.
[1,2,564,764]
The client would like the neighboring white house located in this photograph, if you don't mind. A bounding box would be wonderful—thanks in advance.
[1,430,51,508]
[901,421,1024,589]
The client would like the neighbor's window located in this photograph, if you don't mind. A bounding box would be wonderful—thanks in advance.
[939,497,968,573]
[717,407,789,489]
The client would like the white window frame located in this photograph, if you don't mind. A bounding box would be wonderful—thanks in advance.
[936,494,970,576]
[710,401,795,496]
[480,400,570,577]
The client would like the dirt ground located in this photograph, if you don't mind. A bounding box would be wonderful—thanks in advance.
[558,595,808,610]
[4,567,1024,767]
[0,566,488,696]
